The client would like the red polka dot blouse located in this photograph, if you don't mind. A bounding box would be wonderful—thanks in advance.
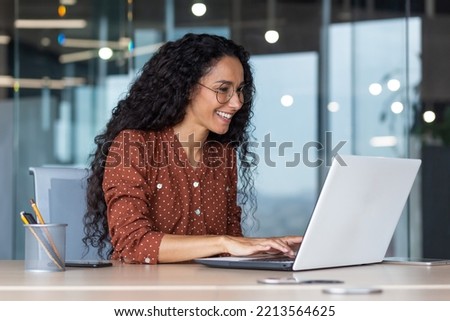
[102,128,243,264]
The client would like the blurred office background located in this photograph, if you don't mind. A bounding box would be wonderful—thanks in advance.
[0,0,449,260]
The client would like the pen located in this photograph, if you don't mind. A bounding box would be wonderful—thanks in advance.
[20,212,30,225]
[30,199,45,224]
[20,211,37,224]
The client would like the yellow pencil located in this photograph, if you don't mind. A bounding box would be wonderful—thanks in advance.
[29,199,63,265]
[30,199,45,224]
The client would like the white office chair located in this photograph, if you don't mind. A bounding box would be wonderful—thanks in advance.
[29,166,102,260]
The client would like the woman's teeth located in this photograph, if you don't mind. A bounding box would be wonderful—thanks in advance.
[216,111,232,120]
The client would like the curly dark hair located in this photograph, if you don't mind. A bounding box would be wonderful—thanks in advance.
[82,33,257,259]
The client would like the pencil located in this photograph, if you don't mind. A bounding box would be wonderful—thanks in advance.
[30,199,45,224]
[29,199,63,264]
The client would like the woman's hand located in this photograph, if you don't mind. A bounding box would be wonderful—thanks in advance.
[222,235,303,257]
[158,234,302,263]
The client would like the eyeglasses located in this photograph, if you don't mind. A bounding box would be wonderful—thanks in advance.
[198,82,251,104]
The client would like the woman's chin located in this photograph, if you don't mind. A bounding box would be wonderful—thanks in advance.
[210,126,230,136]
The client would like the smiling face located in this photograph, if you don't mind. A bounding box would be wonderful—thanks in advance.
[182,55,245,137]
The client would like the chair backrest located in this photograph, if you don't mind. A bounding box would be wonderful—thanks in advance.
[29,166,102,260]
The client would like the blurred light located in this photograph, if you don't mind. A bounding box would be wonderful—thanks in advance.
[370,136,398,147]
[15,19,87,29]
[0,35,11,45]
[59,42,164,64]
[368,83,382,96]
[264,30,279,44]
[128,40,134,52]
[0,76,13,87]
[62,38,129,50]
[59,50,97,64]
[57,33,66,45]
[98,47,113,60]
[123,42,164,58]
[423,110,436,123]
[191,3,207,16]
[390,101,404,114]
[59,0,77,5]
[327,101,340,112]
[0,75,85,89]
[387,79,401,91]
[40,37,51,47]
[280,95,294,107]
[58,5,67,17]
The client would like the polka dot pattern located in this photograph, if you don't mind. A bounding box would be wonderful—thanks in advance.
[102,128,243,264]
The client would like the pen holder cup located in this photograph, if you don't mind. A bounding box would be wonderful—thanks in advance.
[24,224,67,272]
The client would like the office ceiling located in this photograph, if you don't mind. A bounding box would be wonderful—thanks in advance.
[0,0,412,59]
[1,1,449,60]
[0,0,313,56]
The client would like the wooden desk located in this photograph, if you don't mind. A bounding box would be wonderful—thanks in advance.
[1,260,450,300]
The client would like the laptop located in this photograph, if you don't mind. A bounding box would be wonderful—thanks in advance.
[195,155,421,271]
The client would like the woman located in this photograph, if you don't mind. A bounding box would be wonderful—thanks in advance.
[83,33,301,264]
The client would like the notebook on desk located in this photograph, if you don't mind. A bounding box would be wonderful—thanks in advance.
[195,155,421,271]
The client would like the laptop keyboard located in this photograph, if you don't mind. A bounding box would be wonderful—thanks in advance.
[249,256,294,263]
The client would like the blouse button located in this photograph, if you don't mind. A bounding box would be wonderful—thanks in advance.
[144,257,151,264]
[157,183,163,189]
[193,181,199,188]
[194,209,201,215]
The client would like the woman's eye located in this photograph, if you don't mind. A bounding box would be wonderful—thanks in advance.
[217,86,230,93]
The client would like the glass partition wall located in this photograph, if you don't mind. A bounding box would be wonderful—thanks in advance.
[2,0,448,260]
[328,3,422,257]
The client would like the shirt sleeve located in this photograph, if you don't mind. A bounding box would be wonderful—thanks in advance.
[102,130,163,264]
[226,147,244,237]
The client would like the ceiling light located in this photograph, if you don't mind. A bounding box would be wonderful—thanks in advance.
[423,111,436,123]
[368,83,382,96]
[327,101,340,112]
[280,95,294,107]
[265,0,278,44]
[390,101,404,114]
[0,75,85,89]
[387,79,401,91]
[59,50,97,64]
[265,30,279,44]
[191,3,207,17]
[15,19,87,29]
[98,47,113,60]
[61,38,129,50]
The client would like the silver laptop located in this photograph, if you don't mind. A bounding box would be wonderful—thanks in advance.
[195,155,421,271]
